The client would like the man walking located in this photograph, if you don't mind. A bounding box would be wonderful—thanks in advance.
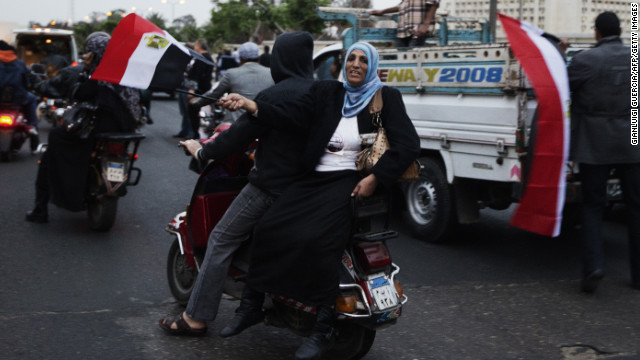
[568,11,640,292]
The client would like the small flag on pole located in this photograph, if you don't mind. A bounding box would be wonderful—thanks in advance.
[499,13,570,237]
[91,13,212,91]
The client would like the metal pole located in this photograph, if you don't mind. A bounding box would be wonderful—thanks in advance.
[489,0,497,42]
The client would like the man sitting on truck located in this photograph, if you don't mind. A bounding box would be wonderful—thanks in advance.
[369,0,440,47]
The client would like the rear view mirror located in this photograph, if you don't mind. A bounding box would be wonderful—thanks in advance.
[30,63,46,76]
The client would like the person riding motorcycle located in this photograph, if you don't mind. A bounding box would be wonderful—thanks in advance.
[25,32,140,223]
[0,40,40,151]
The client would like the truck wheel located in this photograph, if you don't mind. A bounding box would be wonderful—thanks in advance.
[167,238,196,306]
[88,196,118,231]
[403,157,454,243]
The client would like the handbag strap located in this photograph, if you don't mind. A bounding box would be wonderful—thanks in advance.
[368,88,384,128]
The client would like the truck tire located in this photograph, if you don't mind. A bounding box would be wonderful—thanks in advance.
[403,157,454,243]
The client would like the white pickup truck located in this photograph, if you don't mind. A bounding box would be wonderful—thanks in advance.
[314,8,585,242]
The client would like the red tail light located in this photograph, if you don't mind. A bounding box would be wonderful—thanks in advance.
[0,115,14,126]
[353,242,391,272]
[71,61,78,66]
[129,153,139,161]
[106,142,126,156]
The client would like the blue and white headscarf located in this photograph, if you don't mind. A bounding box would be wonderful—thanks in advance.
[342,41,385,118]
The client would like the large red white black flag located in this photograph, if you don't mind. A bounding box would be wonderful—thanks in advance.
[91,13,211,90]
[499,13,570,237]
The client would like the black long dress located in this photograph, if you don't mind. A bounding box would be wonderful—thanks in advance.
[246,82,420,306]
[37,80,137,211]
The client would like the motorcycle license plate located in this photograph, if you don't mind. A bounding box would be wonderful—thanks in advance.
[107,162,125,182]
[368,275,398,310]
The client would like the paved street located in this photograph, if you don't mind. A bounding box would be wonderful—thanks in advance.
[0,96,639,360]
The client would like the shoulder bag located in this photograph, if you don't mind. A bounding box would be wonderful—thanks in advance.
[355,89,421,181]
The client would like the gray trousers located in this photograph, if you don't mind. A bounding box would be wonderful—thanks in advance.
[186,183,275,322]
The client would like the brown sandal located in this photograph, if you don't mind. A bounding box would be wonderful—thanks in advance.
[159,313,207,336]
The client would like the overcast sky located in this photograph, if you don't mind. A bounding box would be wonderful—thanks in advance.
[2,0,399,27]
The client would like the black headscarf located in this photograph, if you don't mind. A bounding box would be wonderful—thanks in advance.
[85,32,141,121]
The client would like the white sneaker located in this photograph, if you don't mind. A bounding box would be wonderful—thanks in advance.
[27,126,39,136]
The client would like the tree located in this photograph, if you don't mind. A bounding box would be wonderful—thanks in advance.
[146,12,168,29]
[277,0,331,34]
[205,0,261,43]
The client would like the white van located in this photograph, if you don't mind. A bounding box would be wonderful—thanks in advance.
[12,28,79,77]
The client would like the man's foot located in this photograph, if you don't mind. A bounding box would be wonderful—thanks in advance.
[219,310,264,338]
[295,328,336,360]
[159,312,207,336]
[25,207,48,223]
[581,269,604,293]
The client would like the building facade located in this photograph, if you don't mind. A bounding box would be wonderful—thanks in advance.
[440,0,631,41]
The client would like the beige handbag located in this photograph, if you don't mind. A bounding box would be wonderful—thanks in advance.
[355,89,420,181]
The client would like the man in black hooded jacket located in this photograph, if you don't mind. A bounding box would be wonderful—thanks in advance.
[159,31,315,338]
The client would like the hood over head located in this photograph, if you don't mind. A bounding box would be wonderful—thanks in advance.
[270,31,314,83]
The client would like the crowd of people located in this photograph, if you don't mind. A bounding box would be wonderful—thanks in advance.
[3,5,637,360]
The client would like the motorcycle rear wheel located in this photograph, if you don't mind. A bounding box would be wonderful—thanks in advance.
[167,238,196,306]
[326,323,376,360]
[88,196,118,231]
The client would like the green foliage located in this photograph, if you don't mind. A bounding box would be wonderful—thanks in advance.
[205,0,260,44]
[278,0,330,34]
[146,13,168,29]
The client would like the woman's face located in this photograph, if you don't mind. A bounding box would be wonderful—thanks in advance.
[345,49,368,87]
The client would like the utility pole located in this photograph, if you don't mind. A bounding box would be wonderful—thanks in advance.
[489,0,497,42]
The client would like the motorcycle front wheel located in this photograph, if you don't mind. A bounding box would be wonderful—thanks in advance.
[88,196,118,231]
[167,238,196,306]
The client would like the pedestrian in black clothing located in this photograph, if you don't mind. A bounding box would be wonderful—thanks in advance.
[259,45,271,67]
[568,11,640,292]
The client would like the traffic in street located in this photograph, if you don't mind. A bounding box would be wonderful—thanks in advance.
[1,95,639,359]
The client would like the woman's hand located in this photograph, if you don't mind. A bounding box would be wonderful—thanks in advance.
[351,174,378,198]
[179,139,203,159]
[219,93,258,114]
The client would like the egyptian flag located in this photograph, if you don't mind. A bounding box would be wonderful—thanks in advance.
[91,13,211,90]
[499,13,570,237]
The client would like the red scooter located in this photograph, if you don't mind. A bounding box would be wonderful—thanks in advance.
[0,106,31,161]
[165,129,407,360]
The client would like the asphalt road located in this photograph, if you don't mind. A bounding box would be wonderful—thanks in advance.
[1,95,639,360]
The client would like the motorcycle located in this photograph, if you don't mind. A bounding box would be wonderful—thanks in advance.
[85,132,145,231]
[0,105,31,161]
[165,144,407,359]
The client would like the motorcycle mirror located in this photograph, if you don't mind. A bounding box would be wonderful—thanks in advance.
[30,64,46,76]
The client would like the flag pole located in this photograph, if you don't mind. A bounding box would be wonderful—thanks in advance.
[174,88,220,103]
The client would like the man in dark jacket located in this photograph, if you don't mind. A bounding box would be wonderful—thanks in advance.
[0,40,39,149]
[159,31,316,338]
[568,12,640,292]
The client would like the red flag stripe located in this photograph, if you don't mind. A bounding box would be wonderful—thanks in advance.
[91,14,168,85]
[499,13,570,237]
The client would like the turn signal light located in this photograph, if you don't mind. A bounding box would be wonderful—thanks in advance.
[335,295,357,313]
[129,153,139,161]
[0,115,14,126]
[394,280,404,298]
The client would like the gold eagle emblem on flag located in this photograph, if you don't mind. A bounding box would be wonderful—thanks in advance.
[144,34,170,49]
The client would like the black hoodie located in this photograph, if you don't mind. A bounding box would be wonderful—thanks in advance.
[199,31,315,195]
